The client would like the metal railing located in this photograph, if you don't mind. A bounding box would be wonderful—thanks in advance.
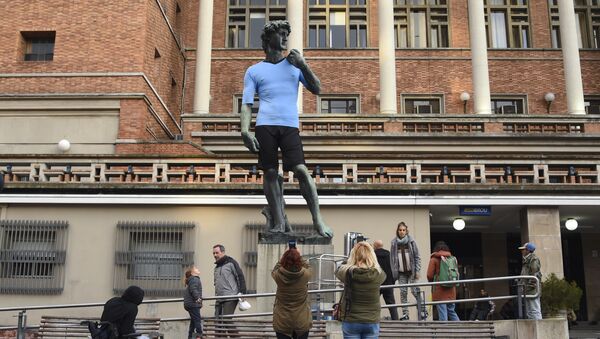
[0,274,540,338]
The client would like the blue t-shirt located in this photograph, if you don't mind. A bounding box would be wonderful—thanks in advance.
[242,58,308,128]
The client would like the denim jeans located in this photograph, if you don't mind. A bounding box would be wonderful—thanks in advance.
[436,303,460,321]
[526,297,542,320]
[341,322,380,339]
[185,307,202,339]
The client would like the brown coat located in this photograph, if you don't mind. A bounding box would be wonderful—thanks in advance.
[271,261,312,336]
[426,250,457,301]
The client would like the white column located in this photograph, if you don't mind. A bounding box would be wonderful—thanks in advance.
[468,0,492,114]
[288,0,304,113]
[192,0,214,114]
[558,0,586,115]
[378,0,398,114]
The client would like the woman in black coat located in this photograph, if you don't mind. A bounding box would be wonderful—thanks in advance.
[100,285,144,338]
[184,266,203,339]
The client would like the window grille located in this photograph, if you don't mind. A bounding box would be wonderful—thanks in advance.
[114,221,195,296]
[549,0,600,49]
[308,0,368,48]
[0,220,68,294]
[393,0,449,48]
[484,0,531,48]
[226,0,288,48]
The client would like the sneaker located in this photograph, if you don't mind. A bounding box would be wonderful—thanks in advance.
[399,314,409,321]
[421,310,429,320]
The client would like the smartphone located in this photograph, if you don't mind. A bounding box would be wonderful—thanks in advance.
[288,239,297,249]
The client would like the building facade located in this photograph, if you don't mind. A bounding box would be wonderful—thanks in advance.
[1,0,600,327]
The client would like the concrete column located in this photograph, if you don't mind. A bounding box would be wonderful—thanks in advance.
[581,234,600,321]
[287,0,303,113]
[520,207,563,279]
[378,0,398,114]
[467,0,492,114]
[192,0,213,114]
[558,0,586,115]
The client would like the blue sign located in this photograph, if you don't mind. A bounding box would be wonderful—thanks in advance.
[459,206,492,216]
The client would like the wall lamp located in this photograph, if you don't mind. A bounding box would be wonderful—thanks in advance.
[58,139,71,152]
[565,218,578,231]
[544,92,555,114]
[460,92,470,114]
[452,218,466,231]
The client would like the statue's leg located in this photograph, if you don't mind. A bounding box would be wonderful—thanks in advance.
[293,164,333,238]
[263,168,286,232]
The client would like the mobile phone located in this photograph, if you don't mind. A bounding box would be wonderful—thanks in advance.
[288,239,297,249]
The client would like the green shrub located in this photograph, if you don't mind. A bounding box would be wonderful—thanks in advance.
[541,273,583,317]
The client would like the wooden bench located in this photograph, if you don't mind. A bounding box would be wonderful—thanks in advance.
[38,315,163,338]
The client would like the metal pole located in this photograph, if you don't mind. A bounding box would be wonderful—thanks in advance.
[516,279,524,319]
[16,310,26,339]
[416,290,425,321]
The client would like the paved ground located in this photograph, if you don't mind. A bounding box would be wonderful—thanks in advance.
[570,323,600,339]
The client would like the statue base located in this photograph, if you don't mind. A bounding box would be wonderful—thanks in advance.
[258,231,332,245]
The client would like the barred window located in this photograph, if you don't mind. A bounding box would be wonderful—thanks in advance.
[318,95,359,113]
[308,0,368,48]
[402,95,444,114]
[548,0,600,49]
[484,0,531,48]
[394,0,449,48]
[0,220,68,294]
[491,95,527,114]
[114,221,195,296]
[227,0,288,48]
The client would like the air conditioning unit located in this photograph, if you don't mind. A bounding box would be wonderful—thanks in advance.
[415,105,432,114]
[499,105,517,114]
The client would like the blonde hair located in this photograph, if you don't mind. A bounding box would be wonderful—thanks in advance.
[347,241,381,271]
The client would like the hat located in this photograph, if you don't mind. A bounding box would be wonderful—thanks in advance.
[518,242,536,252]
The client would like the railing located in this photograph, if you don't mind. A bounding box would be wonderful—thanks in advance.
[1,159,599,186]
[0,274,540,338]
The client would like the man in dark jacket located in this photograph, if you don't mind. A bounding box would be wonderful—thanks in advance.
[373,240,398,320]
[101,285,144,338]
[213,244,247,316]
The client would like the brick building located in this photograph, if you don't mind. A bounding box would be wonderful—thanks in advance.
[1,0,600,329]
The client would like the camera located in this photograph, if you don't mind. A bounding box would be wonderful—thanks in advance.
[288,239,297,249]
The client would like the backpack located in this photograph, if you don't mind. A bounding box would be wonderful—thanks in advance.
[436,255,459,287]
[83,320,118,339]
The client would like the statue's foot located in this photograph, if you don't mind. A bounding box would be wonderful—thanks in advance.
[314,219,333,238]
[268,224,287,233]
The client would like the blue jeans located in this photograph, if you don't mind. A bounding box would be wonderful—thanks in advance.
[526,297,542,320]
[342,322,379,339]
[185,307,202,339]
[436,303,460,321]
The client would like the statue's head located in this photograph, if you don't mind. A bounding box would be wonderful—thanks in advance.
[261,20,291,53]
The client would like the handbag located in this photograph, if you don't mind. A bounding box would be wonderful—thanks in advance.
[83,320,118,339]
[332,268,353,321]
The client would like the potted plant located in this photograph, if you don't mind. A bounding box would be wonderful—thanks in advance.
[541,273,583,318]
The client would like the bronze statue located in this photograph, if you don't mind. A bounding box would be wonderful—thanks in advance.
[240,20,333,238]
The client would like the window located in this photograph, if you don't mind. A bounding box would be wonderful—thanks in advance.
[491,96,526,114]
[585,96,600,114]
[227,0,287,48]
[393,0,449,48]
[402,95,443,114]
[548,0,600,49]
[21,31,55,61]
[235,94,260,113]
[114,221,195,296]
[308,0,368,48]
[318,95,359,113]
[484,0,530,48]
[0,220,68,294]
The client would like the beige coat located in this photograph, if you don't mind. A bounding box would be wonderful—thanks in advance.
[271,260,312,336]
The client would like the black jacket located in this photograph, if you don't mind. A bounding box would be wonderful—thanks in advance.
[375,248,395,286]
[184,275,203,309]
[101,286,144,338]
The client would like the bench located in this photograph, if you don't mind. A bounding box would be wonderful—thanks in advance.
[38,315,163,338]
[202,318,327,338]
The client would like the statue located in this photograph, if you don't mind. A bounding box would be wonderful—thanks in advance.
[240,20,333,238]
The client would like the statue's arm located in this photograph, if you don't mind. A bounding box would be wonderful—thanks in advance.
[240,104,260,153]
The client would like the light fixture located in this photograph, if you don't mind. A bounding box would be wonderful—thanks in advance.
[57,139,71,152]
[544,92,555,114]
[565,218,578,231]
[460,92,470,114]
[452,218,466,231]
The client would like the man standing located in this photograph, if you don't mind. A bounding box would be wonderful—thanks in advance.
[518,242,542,320]
[213,244,247,317]
[390,222,422,320]
[373,240,399,320]
[240,20,332,238]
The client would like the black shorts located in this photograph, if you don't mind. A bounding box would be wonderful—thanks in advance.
[255,125,305,171]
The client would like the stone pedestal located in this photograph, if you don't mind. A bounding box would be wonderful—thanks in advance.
[256,233,334,314]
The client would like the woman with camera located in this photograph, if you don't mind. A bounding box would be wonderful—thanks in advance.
[336,241,386,339]
[271,242,313,339]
